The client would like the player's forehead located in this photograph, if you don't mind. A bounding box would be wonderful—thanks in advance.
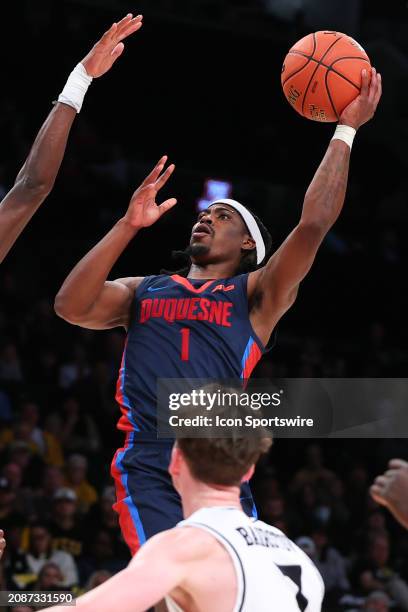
[207,203,237,215]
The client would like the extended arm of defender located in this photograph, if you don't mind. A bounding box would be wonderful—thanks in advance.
[40,530,198,612]
[0,104,76,263]
[0,14,143,264]
[249,69,382,336]
[54,158,176,329]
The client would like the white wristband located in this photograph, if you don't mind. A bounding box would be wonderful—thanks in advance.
[58,63,93,113]
[332,124,356,149]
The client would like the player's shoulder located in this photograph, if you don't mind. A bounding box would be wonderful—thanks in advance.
[133,526,215,566]
[114,276,145,292]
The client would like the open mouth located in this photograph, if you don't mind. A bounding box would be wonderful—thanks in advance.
[192,223,212,237]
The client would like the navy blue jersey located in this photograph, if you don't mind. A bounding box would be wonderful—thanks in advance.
[116,273,265,434]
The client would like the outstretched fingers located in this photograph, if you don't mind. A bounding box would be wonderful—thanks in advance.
[158,198,178,217]
[155,164,175,192]
[100,22,118,45]
[101,14,143,46]
[141,156,168,187]
[116,16,143,42]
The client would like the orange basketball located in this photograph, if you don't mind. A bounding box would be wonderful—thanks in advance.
[281,31,371,122]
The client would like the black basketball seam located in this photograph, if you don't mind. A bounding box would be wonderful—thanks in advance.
[289,53,370,90]
[282,56,312,87]
[329,56,371,90]
[282,32,317,87]
[301,34,344,116]
[325,69,339,121]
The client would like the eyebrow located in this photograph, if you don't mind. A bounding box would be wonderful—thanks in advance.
[200,206,237,215]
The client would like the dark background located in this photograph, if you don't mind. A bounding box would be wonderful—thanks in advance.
[1,1,408,610]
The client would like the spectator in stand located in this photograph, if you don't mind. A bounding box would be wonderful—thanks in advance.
[33,466,64,522]
[25,524,78,588]
[63,454,98,514]
[77,529,127,586]
[85,569,112,591]
[57,397,101,455]
[2,523,32,590]
[311,527,350,594]
[6,439,44,488]
[84,486,129,560]
[49,488,85,559]
[352,530,408,611]
[26,562,65,591]
[1,462,35,520]
[58,345,90,390]
[0,477,25,533]
[363,590,392,611]
[291,444,337,494]
[0,342,23,383]
[3,402,62,467]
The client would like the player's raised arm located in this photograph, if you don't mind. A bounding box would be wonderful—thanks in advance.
[248,69,382,342]
[0,13,143,264]
[54,158,177,329]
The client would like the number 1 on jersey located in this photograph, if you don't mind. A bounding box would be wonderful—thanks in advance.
[180,328,190,361]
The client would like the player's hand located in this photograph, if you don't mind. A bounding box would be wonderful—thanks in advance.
[81,14,143,78]
[123,157,177,229]
[0,529,5,559]
[339,67,382,129]
[370,459,408,529]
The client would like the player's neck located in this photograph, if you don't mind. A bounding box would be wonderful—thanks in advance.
[187,262,236,280]
[182,482,241,518]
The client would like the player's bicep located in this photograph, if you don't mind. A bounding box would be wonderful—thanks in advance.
[255,222,324,309]
[74,277,143,330]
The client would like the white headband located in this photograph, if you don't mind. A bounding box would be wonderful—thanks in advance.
[210,199,266,264]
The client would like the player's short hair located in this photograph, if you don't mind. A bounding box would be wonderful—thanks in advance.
[177,437,272,487]
[161,208,272,277]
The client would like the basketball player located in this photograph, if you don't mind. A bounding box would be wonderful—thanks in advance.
[42,436,324,612]
[371,459,408,530]
[0,13,143,263]
[55,66,382,555]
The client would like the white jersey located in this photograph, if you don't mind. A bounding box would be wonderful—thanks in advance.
[166,506,324,612]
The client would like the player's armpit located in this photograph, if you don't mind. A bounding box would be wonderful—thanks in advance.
[248,222,324,342]
[55,276,143,330]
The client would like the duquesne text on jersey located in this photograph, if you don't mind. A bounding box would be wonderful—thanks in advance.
[139,297,233,326]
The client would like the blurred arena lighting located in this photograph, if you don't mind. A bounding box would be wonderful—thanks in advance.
[197,178,232,211]
[263,0,361,35]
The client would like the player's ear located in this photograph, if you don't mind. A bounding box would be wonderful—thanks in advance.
[241,464,255,483]
[169,444,182,477]
[241,236,256,252]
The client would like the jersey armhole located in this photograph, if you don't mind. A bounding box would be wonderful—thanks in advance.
[180,521,246,612]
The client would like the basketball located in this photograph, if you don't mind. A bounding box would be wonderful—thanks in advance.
[281,31,371,122]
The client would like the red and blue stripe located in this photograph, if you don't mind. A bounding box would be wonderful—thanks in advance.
[240,336,262,380]
[111,431,146,556]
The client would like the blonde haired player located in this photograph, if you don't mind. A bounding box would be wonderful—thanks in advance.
[43,436,324,612]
